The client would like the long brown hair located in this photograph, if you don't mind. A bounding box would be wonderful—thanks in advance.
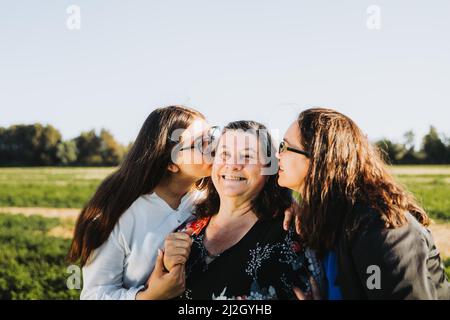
[195,120,292,220]
[68,106,205,266]
[296,108,429,254]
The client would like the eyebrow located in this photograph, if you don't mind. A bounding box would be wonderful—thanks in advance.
[219,145,257,153]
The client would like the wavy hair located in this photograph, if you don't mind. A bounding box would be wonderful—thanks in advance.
[68,106,205,266]
[296,108,429,253]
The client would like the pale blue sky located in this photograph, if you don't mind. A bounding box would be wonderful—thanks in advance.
[1,0,449,145]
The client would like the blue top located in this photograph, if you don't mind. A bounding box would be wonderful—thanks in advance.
[323,251,343,300]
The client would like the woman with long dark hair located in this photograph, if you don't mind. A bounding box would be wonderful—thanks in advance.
[277,108,449,300]
[67,106,219,300]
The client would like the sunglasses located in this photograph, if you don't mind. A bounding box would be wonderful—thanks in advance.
[278,141,310,158]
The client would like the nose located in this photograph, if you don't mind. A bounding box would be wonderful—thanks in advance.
[275,151,281,160]
[226,163,244,171]
[225,155,244,170]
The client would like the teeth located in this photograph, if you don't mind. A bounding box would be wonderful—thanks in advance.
[222,175,246,181]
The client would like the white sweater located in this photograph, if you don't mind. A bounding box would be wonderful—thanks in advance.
[80,191,203,300]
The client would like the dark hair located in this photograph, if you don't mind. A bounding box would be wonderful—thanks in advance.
[68,106,205,266]
[296,108,429,254]
[195,120,292,220]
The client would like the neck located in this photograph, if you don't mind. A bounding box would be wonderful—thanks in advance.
[214,197,257,223]
[153,174,197,209]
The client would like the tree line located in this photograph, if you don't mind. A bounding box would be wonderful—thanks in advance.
[0,124,128,166]
[0,123,449,166]
[375,126,450,164]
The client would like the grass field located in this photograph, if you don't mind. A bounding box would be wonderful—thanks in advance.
[390,165,450,222]
[0,166,448,299]
[0,213,78,299]
[0,168,114,208]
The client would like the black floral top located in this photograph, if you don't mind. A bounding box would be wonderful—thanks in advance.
[177,215,323,300]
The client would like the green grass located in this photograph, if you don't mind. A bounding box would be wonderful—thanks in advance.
[0,213,79,299]
[445,258,450,279]
[397,175,450,222]
[0,167,114,208]
[2,166,449,221]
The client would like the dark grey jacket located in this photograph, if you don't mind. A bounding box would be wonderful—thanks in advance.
[335,204,450,300]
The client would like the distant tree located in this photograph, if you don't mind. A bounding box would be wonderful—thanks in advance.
[73,129,124,166]
[399,130,421,164]
[56,141,78,165]
[37,125,62,165]
[375,139,405,164]
[444,135,450,164]
[0,124,61,166]
[422,126,447,164]
[99,129,125,166]
[73,130,103,165]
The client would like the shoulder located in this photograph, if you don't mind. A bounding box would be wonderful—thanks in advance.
[350,205,431,264]
[117,195,150,229]
[112,194,159,246]
[259,215,291,242]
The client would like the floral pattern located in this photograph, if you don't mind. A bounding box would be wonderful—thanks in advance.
[176,216,324,300]
[180,216,211,236]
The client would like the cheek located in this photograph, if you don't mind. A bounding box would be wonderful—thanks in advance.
[294,161,309,189]
[282,157,307,185]
[179,162,211,177]
[211,164,222,183]
[284,156,300,175]
[248,167,266,190]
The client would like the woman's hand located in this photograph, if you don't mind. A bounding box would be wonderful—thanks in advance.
[136,249,186,300]
[293,276,321,300]
[283,202,301,234]
[163,232,193,272]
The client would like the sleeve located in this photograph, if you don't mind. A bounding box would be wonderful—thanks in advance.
[350,221,437,300]
[80,223,145,300]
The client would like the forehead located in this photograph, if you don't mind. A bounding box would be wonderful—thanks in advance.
[284,121,300,139]
[218,130,260,150]
[181,118,208,140]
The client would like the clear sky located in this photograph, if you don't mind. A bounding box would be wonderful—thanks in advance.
[1,0,449,146]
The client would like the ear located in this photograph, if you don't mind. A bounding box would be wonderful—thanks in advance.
[167,163,180,174]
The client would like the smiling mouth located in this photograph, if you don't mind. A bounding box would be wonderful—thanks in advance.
[221,175,247,181]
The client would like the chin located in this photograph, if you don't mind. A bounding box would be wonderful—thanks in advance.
[221,189,245,197]
[277,176,286,187]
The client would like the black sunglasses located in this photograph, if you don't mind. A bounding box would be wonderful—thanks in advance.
[278,141,310,158]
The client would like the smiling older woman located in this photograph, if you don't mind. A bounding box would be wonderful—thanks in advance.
[162,120,323,300]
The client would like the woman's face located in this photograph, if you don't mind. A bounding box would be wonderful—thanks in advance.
[212,130,267,202]
[174,118,214,179]
[276,121,310,192]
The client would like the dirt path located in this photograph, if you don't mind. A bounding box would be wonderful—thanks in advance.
[428,223,450,259]
[1,206,449,258]
[0,207,80,221]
